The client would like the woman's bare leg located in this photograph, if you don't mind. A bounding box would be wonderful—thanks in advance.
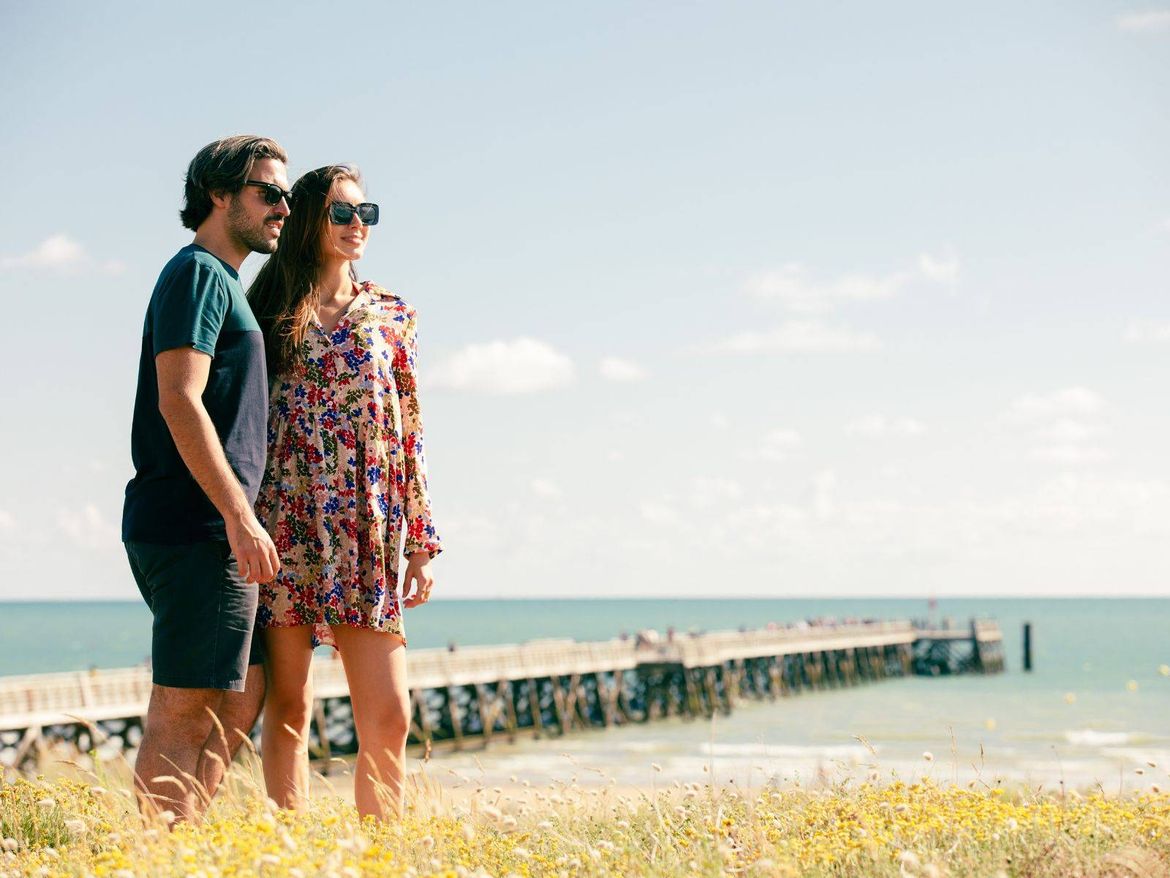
[260,625,315,809]
[330,625,410,820]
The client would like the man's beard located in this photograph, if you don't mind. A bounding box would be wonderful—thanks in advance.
[227,198,279,255]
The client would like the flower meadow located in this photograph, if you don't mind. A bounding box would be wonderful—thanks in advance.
[2,753,1169,878]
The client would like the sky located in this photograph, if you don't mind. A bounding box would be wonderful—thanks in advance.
[0,1,1168,600]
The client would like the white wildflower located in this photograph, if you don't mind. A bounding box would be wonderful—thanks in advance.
[897,850,921,869]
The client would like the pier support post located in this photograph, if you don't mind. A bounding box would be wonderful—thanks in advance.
[526,678,544,738]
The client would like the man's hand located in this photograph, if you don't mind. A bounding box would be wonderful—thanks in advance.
[225,512,280,584]
[402,552,435,607]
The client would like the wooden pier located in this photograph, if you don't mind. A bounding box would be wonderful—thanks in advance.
[0,619,1003,772]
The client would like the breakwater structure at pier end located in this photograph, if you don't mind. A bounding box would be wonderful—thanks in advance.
[0,618,1003,773]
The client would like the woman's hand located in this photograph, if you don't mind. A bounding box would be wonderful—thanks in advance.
[402,552,435,608]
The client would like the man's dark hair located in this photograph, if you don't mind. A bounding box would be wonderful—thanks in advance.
[180,135,288,231]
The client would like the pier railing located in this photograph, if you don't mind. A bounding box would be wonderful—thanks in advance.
[0,618,1003,771]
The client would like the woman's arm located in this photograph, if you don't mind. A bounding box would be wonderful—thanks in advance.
[393,306,443,560]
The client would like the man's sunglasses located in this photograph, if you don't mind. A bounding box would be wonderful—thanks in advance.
[328,201,379,226]
[244,179,294,206]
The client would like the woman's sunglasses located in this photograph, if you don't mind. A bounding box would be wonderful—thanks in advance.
[328,201,379,226]
[244,179,294,207]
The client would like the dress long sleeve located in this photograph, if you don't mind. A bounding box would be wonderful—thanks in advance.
[393,306,443,559]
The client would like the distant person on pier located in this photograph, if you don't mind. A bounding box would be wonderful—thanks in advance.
[122,135,290,822]
[248,164,443,821]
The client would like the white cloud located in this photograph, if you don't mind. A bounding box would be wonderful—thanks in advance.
[531,478,562,499]
[747,428,803,462]
[744,252,958,314]
[1031,445,1112,466]
[1006,389,1111,466]
[1125,321,1170,344]
[846,415,926,438]
[1117,10,1170,31]
[598,356,648,382]
[639,499,679,525]
[1,235,84,269]
[1039,419,1104,444]
[56,503,119,551]
[689,477,744,508]
[1008,387,1104,421]
[428,338,575,394]
[975,473,1168,536]
[918,249,959,286]
[744,263,908,313]
[812,470,837,521]
[0,510,14,530]
[708,320,882,354]
[0,235,124,274]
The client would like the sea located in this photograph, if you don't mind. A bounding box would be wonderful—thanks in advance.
[2,598,1167,791]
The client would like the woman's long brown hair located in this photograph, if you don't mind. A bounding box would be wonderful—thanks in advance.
[248,164,363,377]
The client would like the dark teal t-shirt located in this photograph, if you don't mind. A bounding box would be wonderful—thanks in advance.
[122,244,268,543]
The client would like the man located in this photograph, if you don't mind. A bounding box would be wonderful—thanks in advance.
[122,135,290,821]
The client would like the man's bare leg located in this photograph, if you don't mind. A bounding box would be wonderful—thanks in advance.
[135,684,219,822]
[196,663,267,803]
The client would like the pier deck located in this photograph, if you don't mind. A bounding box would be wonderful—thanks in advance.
[0,619,1003,771]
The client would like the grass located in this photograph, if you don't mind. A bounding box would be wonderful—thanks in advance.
[2,749,1169,878]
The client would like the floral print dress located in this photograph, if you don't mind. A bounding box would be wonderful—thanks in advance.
[255,282,442,648]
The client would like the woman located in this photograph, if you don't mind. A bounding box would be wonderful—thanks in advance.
[248,164,441,820]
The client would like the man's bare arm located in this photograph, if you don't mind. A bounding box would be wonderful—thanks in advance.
[155,347,279,583]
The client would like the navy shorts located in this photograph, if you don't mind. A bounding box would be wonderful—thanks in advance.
[125,540,264,692]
